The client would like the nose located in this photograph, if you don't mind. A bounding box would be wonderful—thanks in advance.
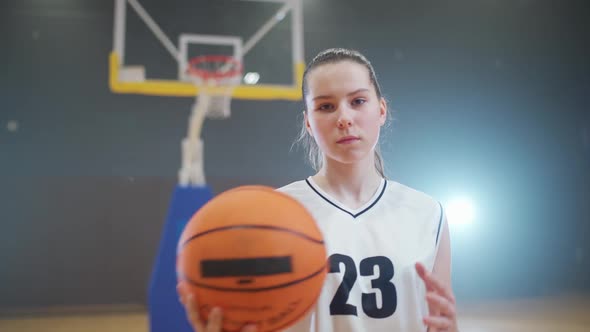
[337,107,353,129]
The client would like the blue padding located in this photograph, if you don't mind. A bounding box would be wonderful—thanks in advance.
[148,185,213,332]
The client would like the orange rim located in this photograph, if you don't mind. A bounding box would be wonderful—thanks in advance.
[187,55,242,81]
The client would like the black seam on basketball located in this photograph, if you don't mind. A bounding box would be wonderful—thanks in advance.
[179,264,326,292]
[305,178,387,219]
[179,224,324,249]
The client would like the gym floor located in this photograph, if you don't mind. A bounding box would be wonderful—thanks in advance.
[1,295,588,332]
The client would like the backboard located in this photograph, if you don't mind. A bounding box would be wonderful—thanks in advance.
[110,0,304,101]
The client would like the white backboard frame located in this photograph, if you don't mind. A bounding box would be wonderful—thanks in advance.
[110,0,304,100]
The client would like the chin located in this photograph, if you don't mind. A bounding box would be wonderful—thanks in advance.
[327,151,372,165]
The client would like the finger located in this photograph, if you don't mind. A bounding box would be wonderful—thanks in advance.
[416,262,445,295]
[428,306,441,323]
[415,263,455,302]
[415,262,434,292]
[424,291,440,319]
[185,295,205,331]
[416,264,442,318]
[427,305,441,329]
[206,307,223,332]
[423,315,452,330]
[426,292,456,318]
[176,284,186,305]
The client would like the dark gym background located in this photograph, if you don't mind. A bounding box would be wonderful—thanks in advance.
[1,0,589,312]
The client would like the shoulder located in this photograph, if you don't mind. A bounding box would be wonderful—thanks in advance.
[276,179,307,192]
[384,180,442,215]
[385,181,445,249]
[275,179,310,199]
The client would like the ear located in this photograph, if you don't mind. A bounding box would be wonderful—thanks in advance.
[379,98,387,126]
[304,110,313,136]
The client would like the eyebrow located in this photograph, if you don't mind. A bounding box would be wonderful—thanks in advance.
[312,88,370,101]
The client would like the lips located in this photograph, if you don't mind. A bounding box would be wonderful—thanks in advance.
[337,136,360,144]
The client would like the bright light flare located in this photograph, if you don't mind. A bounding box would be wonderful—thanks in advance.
[446,197,475,226]
[243,72,260,85]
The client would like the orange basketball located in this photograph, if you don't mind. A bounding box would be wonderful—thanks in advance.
[176,185,327,332]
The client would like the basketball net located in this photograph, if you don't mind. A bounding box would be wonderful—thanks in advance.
[178,56,242,187]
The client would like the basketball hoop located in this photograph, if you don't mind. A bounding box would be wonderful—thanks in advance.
[187,55,242,119]
[179,55,242,187]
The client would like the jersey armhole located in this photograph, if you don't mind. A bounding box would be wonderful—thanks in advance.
[432,201,445,271]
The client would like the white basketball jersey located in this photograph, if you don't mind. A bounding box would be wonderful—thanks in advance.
[277,177,444,332]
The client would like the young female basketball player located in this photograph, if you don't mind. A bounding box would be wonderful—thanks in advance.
[179,48,458,332]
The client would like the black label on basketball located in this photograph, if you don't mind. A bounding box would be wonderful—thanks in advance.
[201,256,293,277]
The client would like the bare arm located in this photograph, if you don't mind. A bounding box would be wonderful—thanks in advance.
[433,216,453,292]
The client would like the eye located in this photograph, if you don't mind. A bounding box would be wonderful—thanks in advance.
[352,98,367,106]
[316,103,334,111]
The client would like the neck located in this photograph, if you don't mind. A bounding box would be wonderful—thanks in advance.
[312,154,383,207]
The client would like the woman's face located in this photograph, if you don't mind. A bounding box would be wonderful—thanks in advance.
[304,61,386,166]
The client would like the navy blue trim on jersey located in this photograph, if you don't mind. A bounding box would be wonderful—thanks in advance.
[435,202,444,244]
[305,178,387,218]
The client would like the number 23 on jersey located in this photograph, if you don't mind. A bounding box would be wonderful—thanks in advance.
[328,254,397,319]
